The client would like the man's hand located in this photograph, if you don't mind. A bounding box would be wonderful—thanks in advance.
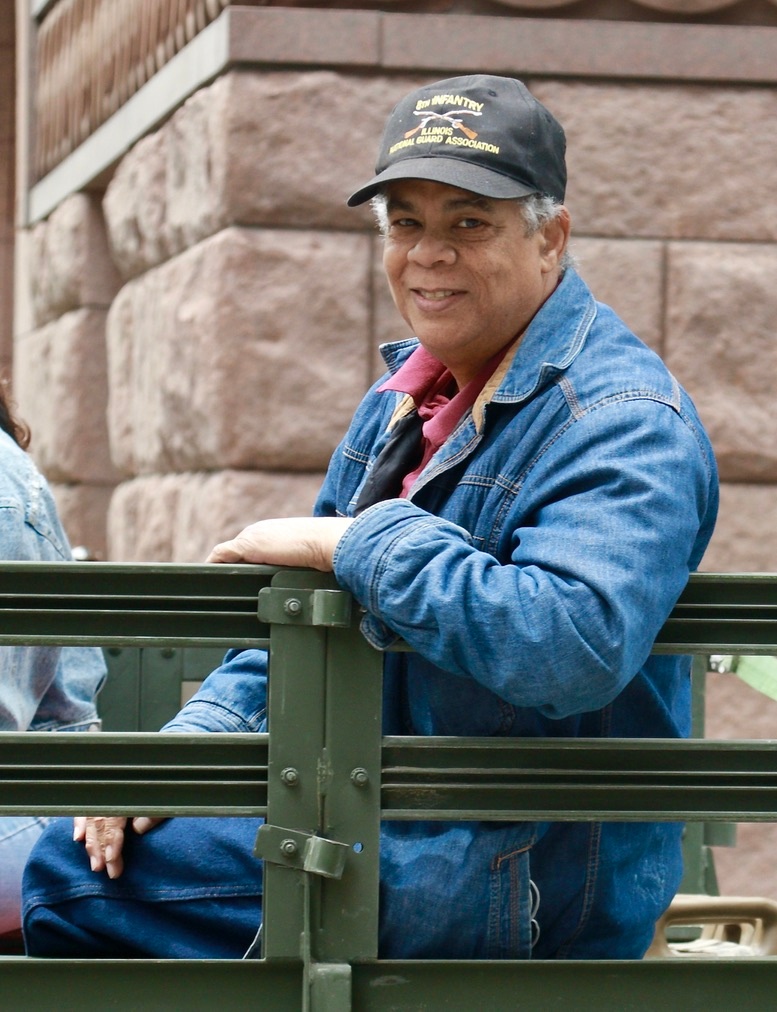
[207,517,354,572]
[74,816,165,879]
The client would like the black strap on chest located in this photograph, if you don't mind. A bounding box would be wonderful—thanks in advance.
[353,410,425,516]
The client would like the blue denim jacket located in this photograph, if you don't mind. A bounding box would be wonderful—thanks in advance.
[0,430,106,731]
[168,269,719,959]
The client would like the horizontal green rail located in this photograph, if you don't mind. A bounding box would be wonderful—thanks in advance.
[0,562,277,646]
[2,564,777,1008]
[2,956,777,1009]
[0,565,774,652]
[5,733,777,823]
[381,737,777,821]
[654,572,777,654]
[0,733,268,816]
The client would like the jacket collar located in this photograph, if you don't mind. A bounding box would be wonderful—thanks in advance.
[379,269,597,425]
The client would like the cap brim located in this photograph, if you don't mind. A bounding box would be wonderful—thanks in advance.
[347,156,538,207]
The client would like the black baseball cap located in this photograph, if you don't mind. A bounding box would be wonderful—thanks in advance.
[347,74,566,207]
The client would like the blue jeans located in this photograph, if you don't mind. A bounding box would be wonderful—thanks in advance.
[22,817,265,958]
[23,815,540,960]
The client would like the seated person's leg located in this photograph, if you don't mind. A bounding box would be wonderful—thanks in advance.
[22,816,264,958]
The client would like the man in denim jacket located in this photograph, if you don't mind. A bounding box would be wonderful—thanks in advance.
[23,75,719,960]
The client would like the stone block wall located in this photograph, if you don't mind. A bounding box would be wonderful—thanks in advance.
[14,193,120,557]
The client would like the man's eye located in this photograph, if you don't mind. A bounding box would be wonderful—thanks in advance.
[457,217,484,229]
[389,217,419,229]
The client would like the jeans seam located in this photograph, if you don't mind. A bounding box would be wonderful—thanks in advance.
[555,820,603,959]
[555,705,612,958]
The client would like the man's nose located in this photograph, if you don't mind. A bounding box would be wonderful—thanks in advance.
[407,231,456,267]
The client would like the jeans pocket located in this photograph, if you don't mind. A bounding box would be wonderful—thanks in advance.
[487,842,536,959]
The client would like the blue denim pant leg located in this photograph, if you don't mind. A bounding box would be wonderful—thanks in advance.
[22,816,264,958]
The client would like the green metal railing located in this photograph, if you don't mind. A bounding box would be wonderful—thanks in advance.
[1,562,777,1008]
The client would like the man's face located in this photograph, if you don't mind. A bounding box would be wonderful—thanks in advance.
[382,179,567,388]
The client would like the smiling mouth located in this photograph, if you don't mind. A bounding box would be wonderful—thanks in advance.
[415,288,459,301]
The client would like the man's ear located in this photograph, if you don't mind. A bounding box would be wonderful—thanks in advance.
[540,207,571,271]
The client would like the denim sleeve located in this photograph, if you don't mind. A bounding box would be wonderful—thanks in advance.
[333,398,718,720]
[28,645,105,731]
[161,648,268,733]
[0,484,105,730]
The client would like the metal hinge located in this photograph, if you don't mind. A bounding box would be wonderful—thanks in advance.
[257,587,352,627]
[254,824,351,879]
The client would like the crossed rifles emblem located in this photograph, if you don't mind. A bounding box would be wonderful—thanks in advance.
[404,109,482,140]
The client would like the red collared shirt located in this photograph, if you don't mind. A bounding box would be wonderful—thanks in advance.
[378,343,512,497]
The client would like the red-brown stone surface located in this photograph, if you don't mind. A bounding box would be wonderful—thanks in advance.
[107,470,325,562]
[14,308,118,485]
[105,226,371,476]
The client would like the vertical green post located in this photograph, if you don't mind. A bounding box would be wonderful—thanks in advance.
[262,589,329,960]
[315,593,383,962]
[260,569,383,976]
[99,647,141,731]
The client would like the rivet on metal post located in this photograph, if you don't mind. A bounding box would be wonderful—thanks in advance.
[350,768,369,788]
[280,839,299,857]
[280,767,299,786]
[283,597,303,616]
